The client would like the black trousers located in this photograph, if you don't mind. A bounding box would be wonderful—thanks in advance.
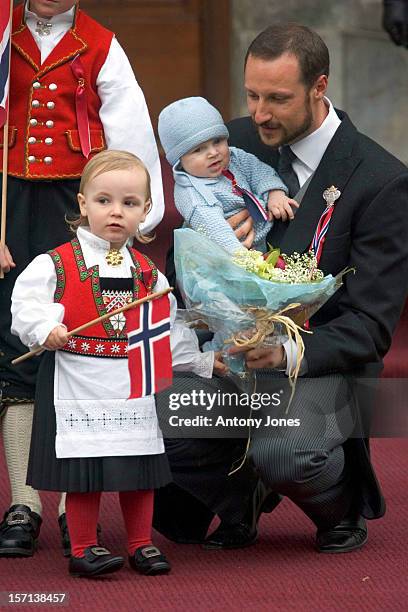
[153,370,358,538]
[153,372,259,539]
[0,176,80,403]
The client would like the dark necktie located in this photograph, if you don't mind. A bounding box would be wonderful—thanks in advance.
[277,145,300,198]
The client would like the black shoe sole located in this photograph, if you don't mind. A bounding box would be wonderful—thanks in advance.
[129,559,171,575]
[139,562,171,575]
[317,533,368,554]
[203,533,258,550]
[70,558,124,578]
[0,540,38,557]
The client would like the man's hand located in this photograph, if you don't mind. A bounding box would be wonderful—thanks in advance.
[227,209,255,249]
[267,190,299,222]
[0,243,16,274]
[229,344,286,370]
[383,0,408,47]
[43,325,69,350]
[213,351,229,376]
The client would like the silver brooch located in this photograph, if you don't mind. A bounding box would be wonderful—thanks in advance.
[35,20,53,36]
[323,185,341,207]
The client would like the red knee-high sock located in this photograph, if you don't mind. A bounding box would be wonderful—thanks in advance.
[66,492,102,558]
[119,490,154,555]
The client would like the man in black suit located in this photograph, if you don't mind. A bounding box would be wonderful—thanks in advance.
[155,23,408,553]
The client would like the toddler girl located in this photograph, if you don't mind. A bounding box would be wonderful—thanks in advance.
[11,150,218,577]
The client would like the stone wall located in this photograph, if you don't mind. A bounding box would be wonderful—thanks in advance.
[231,0,408,163]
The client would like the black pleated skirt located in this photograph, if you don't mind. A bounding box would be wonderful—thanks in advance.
[27,352,172,492]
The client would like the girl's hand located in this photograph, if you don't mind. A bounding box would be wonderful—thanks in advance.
[0,244,16,274]
[213,351,229,376]
[43,325,69,350]
[227,209,255,249]
[229,344,286,370]
[267,191,299,222]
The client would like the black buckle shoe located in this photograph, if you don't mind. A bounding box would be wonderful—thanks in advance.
[203,480,282,550]
[203,521,258,550]
[129,545,171,575]
[58,513,103,557]
[0,505,42,557]
[69,546,124,578]
[58,514,71,557]
[316,515,368,554]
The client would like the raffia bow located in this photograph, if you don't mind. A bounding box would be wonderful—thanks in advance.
[226,303,311,476]
[226,303,312,413]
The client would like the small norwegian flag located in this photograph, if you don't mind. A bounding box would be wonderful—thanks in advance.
[0,0,12,128]
[125,295,172,398]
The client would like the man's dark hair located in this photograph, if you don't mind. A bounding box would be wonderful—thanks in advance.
[245,23,330,88]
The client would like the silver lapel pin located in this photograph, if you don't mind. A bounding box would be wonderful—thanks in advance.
[323,185,341,207]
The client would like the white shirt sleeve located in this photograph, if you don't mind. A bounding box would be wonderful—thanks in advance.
[96,37,164,234]
[283,338,308,377]
[11,255,66,350]
[154,272,214,378]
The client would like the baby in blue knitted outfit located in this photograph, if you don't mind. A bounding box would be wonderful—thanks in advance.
[158,97,298,254]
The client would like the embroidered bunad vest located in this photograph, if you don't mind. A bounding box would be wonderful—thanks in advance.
[47,237,164,459]
[48,237,158,357]
[1,4,113,179]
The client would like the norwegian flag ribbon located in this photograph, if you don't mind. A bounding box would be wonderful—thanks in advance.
[125,295,172,398]
[222,169,269,223]
[309,203,336,264]
[0,0,12,129]
[305,187,340,329]
[309,186,341,265]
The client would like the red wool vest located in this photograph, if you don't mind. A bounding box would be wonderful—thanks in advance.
[48,238,158,358]
[0,4,113,179]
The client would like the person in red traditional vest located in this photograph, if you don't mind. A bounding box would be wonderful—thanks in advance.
[10,150,221,577]
[0,0,164,558]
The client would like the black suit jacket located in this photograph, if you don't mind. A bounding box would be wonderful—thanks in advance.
[165,112,408,518]
[227,112,408,518]
[228,112,408,378]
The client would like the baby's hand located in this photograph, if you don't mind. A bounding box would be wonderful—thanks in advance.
[43,325,69,350]
[267,190,299,222]
[213,351,229,377]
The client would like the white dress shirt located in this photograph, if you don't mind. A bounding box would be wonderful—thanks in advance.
[290,98,341,187]
[24,3,164,234]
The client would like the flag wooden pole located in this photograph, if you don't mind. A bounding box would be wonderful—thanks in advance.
[0,0,14,280]
[12,286,173,366]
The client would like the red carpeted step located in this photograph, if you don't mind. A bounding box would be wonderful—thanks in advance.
[0,439,407,610]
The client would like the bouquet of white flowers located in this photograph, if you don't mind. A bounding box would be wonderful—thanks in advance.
[174,229,348,389]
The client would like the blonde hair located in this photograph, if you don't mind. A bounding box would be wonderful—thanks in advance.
[69,150,154,243]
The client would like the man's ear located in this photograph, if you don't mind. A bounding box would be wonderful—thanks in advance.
[313,75,328,100]
[77,193,87,217]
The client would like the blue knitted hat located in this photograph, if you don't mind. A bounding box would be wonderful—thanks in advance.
[158,97,229,166]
